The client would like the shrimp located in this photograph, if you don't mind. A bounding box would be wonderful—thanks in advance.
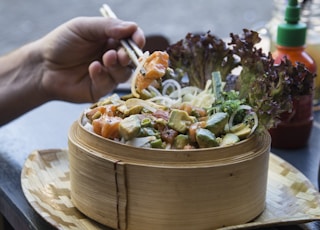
[132,51,169,97]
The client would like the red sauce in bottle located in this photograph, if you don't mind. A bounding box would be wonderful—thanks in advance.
[269,45,316,149]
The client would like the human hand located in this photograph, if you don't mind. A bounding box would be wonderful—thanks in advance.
[38,17,145,102]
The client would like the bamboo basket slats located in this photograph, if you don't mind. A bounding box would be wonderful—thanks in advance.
[122,154,268,228]
[68,145,119,229]
[66,119,271,230]
[21,149,320,230]
[114,161,128,230]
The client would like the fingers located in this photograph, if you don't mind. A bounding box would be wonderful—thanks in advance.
[132,27,146,49]
[89,52,133,101]
[102,50,133,83]
[68,17,145,61]
[116,27,146,66]
[88,61,115,101]
[69,17,145,101]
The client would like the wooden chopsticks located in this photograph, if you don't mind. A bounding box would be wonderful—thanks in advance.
[100,4,146,75]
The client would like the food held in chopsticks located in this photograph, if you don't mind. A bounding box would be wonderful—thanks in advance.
[131,51,169,98]
[100,4,170,98]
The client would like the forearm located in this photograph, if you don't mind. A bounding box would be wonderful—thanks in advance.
[0,41,48,125]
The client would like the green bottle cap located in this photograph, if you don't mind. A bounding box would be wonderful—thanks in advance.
[276,0,307,47]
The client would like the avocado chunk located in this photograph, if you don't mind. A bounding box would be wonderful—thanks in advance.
[196,128,219,148]
[119,115,141,140]
[168,109,195,133]
[229,122,246,133]
[220,133,240,146]
[150,138,163,148]
[205,112,229,136]
[173,134,189,149]
[232,124,251,139]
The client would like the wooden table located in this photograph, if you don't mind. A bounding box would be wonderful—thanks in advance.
[0,98,319,230]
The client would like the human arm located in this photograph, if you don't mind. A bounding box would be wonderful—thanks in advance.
[0,17,145,125]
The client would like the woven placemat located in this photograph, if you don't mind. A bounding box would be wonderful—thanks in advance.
[21,149,320,230]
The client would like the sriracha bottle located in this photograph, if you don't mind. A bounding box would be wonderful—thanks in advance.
[269,0,316,149]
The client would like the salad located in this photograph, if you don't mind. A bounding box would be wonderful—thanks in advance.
[82,30,314,149]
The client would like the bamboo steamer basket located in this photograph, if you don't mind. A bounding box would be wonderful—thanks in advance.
[68,116,271,230]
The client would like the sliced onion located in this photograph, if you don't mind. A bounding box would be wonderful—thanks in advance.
[83,123,93,132]
[229,105,258,136]
[170,86,201,98]
[131,51,150,98]
[125,136,156,147]
[162,79,182,98]
[190,91,215,108]
[125,98,166,113]
[147,85,162,97]
[249,111,259,135]
[109,93,124,106]
[147,96,176,106]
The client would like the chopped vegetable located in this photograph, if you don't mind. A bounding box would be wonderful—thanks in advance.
[125,136,157,147]
[232,124,251,140]
[220,133,240,146]
[212,71,223,102]
[173,134,189,149]
[168,109,196,133]
[150,138,163,148]
[119,115,141,140]
[229,123,247,133]
[196,128,219,148]
[205,112,228,136]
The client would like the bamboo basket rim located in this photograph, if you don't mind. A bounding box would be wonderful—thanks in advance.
[72,118,271,166]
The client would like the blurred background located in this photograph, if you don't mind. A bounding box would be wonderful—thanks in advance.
[0,0,273,55]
